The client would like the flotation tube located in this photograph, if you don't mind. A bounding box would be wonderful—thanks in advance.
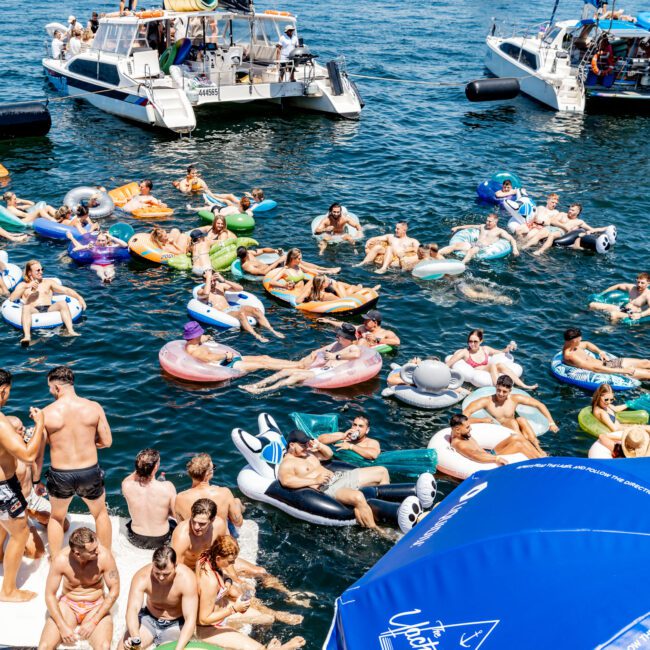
[263,270,379,315]
[128,232,177,265]
[167,237,259,272]
[1,293,84,331]
[303,346,382,389]
[33,218,92,241]
[159,339,245,383]
[445,352,522,388]
[64,186,114,219]
[231,253,280,281]
[108,182,140,208]
[589,289,650,325]
[476,171,522,204]
[549,350,640,392]
[502,193,536,231]
[588,439,615,459]
[591,53,614,76]
[0,102,51,140]
[310,210,362,243]
[382,361,466,410]
[554,226,615,254]
[198,209,255,233]
[67,233,131,266]
[136,9,165,18]
[173,38,192,65]
[187,286,264,329]
[449,228,512,261]
[289,411,437,477]
[0,251,21,291]
[412,258,465,280]
[108,222,135,242]
[462,386,550,436]
[577,405,648,438]
[0,205,27,232]
[0,164,9,178]
[428,422,530,480]
[202,193,277,214]
[233,413,431,530]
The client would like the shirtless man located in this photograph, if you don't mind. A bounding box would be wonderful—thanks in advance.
[0,369,44,602]
[173,165,209,194]
[236,246,285,277]
[440,213,519,264]
[197,268,284,342]
[318,309,400,348]
[174,453,243,532]
[449,413,545,464]
[533,203,610,256]
[122,448,177,550]
[171,498,226,570]
[39,527,119,650]
[2,191,56,223]
[357,221,420,274]
[151,227,189,255]
[182,321,299,374]
[317,415,381,461]
[589,273,650,322]
[9,259,86,345]
[462,374,556,455]
[314,203,363,254]
[126,179,167,210]
[562,327,650,380]
[519,193,563,251]
[122,545,197,650]
[40,366,113,557]
[241,322,361,394]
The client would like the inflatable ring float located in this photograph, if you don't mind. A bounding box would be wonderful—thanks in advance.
[589,289,650,325]
[1,291,84,331]
[445,352,522,388]
[64,186,114,219]
[0,251,21,292]
[412,258,465,280]
[231,252,280,281]
[577,405,648,438]
[303,346,382,390]
[159,339,245,383]
[202,193,277,214]
[33,218,93,241]
[449,228,512,261]
[549,350,641,392]
[67,233,131,266]
[310,209,363,243]
[166,237,258,272]
[0,205,28,232]
[187,286,264,329]
[108,182,140,208]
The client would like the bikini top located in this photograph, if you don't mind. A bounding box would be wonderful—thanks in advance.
[466,348,489,369]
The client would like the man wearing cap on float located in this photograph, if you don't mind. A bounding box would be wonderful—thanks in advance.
[241,322,361,395]
[276,24,299,81]
[318,309,400,349]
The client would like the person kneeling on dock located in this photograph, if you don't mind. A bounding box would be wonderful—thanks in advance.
[122,545,197,650]
[39,527,119,649]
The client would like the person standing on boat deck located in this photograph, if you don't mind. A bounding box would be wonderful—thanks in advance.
[39,366,113,558]
[67,27,83,58]
[88,12,99,34]
[120,0,138,14]
[0,369,45,603]
[51,30,64,60]
[66,15,83,39]
[121,545,197,650]
[39,528,119,650]
[122,448,177,551]
[277,24,299,82]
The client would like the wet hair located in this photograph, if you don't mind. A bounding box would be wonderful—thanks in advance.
[236,246,247,261]
[502,180,512,188]
[396,221,408,229]
[199,534,239,571]
[0,369,12,388]
[592,383,614,409]
[286,248,301,265]
[152,545,176,568]
[486,212,499,222]
[638,272,650,282]
[53,29,62,37]
[55,206,72,221]
[569,202,582,215]
[239,197,251,211]
[450,413,468,428]
[186,453,212,481]
[135,448,160,478]
[251,188,264,201]
[23,259,42,281]
[47,366,75,386]
[308,275,329,301]
[69,527,96,550]
[467,329,484,343]
[141,179,154,191]
[428,243,439,253]
[187,165,197,174]
[496,374,514,389]
[563,327,581,342]
[76,205,89,218]
[151,227,166,247]
[191,497,217,521]
[328,202,342,216]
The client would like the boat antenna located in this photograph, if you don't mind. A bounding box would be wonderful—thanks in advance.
[547,0,561,32]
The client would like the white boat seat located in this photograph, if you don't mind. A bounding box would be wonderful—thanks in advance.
[129,48,161,78]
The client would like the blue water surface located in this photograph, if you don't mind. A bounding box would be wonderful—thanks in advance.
[0,0,649,646]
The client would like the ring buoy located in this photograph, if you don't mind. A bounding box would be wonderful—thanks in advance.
[64,186,114,219]
[159,46,176,74]
[591,54,613,76]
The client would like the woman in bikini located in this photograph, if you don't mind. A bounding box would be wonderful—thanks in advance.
[591,384,650,457]
[151,226,190,255]
[201,214,237,245]
[195,535,305,650]
[266,248,340,290]
[446,328,538,390]
[295,275,371,305]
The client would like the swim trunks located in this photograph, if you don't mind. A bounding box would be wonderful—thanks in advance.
[35,305,50,313]
[0,474,27,520]
[320,469,360,498]
[59,594,103,624]
[47,463,105,500]
[138,607,184,645]
[603,357,624,369]
[126,519,177,550]
[27,487,52,515]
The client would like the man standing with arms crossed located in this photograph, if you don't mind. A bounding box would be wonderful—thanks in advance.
[0,368,44,602]
[40,366,112,557]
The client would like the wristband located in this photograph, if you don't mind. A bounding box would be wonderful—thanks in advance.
[34,478,42,484]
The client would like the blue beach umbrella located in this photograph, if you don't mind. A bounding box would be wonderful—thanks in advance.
[324,458,650,650]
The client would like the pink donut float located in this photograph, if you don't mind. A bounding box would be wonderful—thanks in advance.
[159,340,246,383]
[304,346,382,389]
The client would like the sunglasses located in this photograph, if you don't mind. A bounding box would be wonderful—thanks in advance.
[603,397,615,403]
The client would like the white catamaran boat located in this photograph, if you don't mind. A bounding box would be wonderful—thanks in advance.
[484,1,650,112]
[43,3,363,134]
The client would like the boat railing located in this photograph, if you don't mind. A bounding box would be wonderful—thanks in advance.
[488,18,549,41]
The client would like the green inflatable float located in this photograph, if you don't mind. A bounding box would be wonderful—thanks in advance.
[199,209,255,234]
[577,405,649,438]
[290,412,437,477]
[168,237,258,272]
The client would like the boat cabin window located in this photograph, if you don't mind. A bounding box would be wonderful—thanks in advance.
[229,19,253,46]
[252,19,281,45]
[91,23,137,55]
[499,42,539,70]
[68,59,120,85]
[542,27,562,45]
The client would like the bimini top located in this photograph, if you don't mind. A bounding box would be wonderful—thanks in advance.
[575,17,650,38]
[324,458,650,650]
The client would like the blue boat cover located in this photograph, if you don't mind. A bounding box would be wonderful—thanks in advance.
[325,458,650,650]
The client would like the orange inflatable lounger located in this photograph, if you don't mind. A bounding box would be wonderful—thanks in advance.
[109,182,140,208]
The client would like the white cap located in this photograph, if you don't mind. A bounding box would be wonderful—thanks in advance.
[285,24,295,32]
[68,15,76,23]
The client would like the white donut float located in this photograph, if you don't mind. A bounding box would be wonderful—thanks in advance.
[1,292,84,331]
[186,286,264,329]
[446,352,523,388]
[158,339,245,383]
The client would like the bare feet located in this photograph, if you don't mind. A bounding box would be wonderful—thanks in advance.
[267,637,306,650]
[0,588,37,602]
[272,330,286,339]
[65,330,81,337]
[273,611,303,625]
[20,337,31,347]
[374,268,387,275]
[522,383,538,391]
[371,284,381,291]
[255,334,270,343]
[240,385,260,394]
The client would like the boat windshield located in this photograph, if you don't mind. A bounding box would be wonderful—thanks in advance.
[542,27,562,45]
[91,23,138,55]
